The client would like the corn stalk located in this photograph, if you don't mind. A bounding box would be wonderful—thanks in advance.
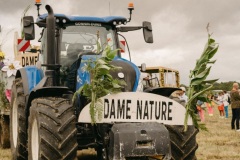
[73,46,126,123]
[184,34,219,131]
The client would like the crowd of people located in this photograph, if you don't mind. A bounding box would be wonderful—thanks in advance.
[196,83,240,131]
[196,91,230,122]
[176,83,240,131]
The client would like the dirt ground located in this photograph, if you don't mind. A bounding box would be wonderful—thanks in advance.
[0,148,98,160]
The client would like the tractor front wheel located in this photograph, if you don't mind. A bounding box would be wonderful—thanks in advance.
[28,97,78,160]
[165,125,198,160]
[10,78,28,159]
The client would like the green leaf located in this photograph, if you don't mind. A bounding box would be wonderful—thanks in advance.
[112,82,121,88]
[184,33,219,132]
[97,58,107,65]
[208,59,216,64]
[98,64,110,70]
[74,42,126,124]
[97,41,101,53]
[195,63,207,75]
[206,45,219,59]
[202,79,219,84]
[190,67,211,85]
[97,68,108,75]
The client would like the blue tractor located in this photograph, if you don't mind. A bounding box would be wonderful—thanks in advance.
[10,2,198,160]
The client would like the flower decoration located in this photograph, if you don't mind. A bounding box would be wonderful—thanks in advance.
[0,51,5,70]
[1,58,22,77]
[5,89,11,102]
[0,51,5,61]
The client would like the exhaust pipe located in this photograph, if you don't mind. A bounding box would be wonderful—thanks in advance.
[45,5,56,70]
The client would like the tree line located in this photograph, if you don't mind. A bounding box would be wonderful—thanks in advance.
[181,81,238,92]
[211,81,238,91]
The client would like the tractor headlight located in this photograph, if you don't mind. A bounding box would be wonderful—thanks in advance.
[118,72,124,79]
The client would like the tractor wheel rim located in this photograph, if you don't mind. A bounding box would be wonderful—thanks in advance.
[31,118,39,160]
[12,98,18,148]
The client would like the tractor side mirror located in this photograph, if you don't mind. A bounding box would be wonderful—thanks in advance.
[143,21,153,43]
[23,16,35,40]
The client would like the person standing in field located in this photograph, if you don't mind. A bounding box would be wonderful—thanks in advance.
[223,90,230,118]
[217,92,225,118]
[196,100,205,122]
[230,83,240,131]
[206,94,214,116]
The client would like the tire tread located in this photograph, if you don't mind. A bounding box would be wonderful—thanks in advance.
[166,125,198,160]
[28,97,77,160]
[10,78,28,159]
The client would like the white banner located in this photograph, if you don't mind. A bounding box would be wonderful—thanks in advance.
[78,92,193,125]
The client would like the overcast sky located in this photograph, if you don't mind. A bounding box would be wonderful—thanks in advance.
[1,0,240,85]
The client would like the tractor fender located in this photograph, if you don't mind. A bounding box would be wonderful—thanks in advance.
[16,67,73,127]
[16,66,44,96]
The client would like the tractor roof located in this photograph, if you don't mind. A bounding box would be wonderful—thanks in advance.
[144,66,179,73]
[36,13,127,27]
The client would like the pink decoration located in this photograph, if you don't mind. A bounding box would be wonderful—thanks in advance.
[5,89,11,102]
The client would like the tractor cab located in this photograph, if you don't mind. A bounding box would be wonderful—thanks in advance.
[23,5,153,91]
[142,66,180,89]
[140,66,181,97]
[37,14,127,67]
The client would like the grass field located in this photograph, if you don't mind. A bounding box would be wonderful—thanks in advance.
[196,106,240,160]
[1,106,240,160]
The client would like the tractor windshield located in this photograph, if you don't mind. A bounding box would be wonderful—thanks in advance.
[60,25,116,65]
[40,25,116,66]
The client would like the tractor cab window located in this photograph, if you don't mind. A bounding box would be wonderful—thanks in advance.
[141,74,160,90]
[60,25,116,67]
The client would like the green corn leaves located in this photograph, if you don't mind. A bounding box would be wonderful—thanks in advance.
[73,45,126,123]
[184,34,219,131]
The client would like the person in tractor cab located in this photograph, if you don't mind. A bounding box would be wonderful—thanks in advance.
[178,86,188,104]
[170,90,186,106]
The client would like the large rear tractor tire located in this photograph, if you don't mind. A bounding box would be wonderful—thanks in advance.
[10,78,28,159]
[28,97,78,160]
[0,115,10,148]
[165,125,198,160]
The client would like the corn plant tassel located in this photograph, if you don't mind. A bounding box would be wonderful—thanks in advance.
[184,33,219,131]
